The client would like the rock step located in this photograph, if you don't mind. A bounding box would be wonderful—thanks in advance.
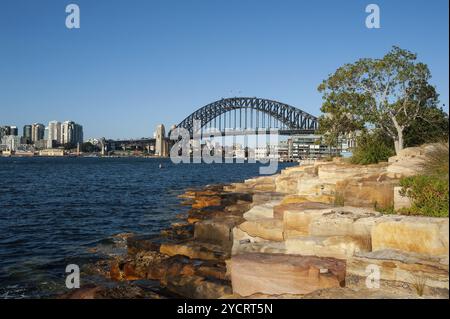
[230,253,346,297]
[284,235,370,260]
[194,216,243,250]
[238,218,284,242]
[160,240,230,261]
[251,192,286,205]
[347,249,449,298]
[243,201,281,221]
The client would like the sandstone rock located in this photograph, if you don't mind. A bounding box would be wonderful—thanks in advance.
[285,235,370,259]
[274,203,335,237]
[194,216,242,250]
[243,201,280,220]
[302,287,423,299]
[394,186,412,211]
[192,196,222,209]
[160,241,229,261]
[273,201,333,219]
[371,216,449,256]
[317,163,387,184]
[308,206,382,239]
[251,192,286,205]
[165,274,232,299]
[335,174,398,209]
[238,218,284,242]
[347,249,449,298]
[275,175,299,194]
[230,253,345,296]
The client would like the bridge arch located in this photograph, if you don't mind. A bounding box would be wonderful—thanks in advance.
[174,97,318,137]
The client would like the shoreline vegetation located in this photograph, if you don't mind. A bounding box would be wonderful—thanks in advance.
[62,142,449,299]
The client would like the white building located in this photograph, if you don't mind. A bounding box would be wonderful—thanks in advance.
[1,135,21,151]
[48,121,62,144]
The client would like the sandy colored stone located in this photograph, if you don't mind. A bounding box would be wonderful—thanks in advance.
[371,216,449,256]
[194,216,242,250]
[230,253,345,296]
[393,186,412,211]
[160,241,229,261]
[243,200,280,221]
[335,174,398,209]
[308,206,382,239]
[238,218,284,242]
[347,249,449,298]
[285,235,370,259]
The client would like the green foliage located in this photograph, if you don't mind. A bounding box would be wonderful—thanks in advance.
[399,175,449,217]
[404,106,449,147]
[318,46,440,154]
[350,131,395,165]
[398,143,449,217]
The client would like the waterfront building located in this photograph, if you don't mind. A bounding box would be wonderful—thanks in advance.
[61,121,83,145]
[23,125,32,144]
[0,126,11,140]
[39,149,65,157]
[48,121,62,145]
[0,135,21,151]
[31,123,45,143]
[9,126,18,136]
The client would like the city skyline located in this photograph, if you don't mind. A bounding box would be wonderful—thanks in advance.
[0,0,448,139]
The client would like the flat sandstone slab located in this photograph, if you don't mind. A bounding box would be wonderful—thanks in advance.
[230,253,345,296]
[371,216,449,256]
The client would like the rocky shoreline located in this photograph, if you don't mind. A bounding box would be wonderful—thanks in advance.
[64,144,449,299]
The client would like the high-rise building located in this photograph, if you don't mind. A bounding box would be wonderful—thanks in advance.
[155,124,168,157]
[1,135,21,151]
[0,126,11,140]
[9,126,18,136]
[23,125,32,144]
[31,123,45,143]
[48,121,62,144]
[61,121,83,145]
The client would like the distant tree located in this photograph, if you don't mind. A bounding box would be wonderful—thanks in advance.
[318,46,440,154]
[317,90,365,151]
[63,143,76,150]
[81,142,96,153]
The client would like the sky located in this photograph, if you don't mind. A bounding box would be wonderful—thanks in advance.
[0,0,448,139]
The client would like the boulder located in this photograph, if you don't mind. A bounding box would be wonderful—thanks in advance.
[371,216,449,256]
[285,235,370,259]
[308,206,382,239]
[165,274,232,299]
[230,253,345,296]
[274,203,335,237]
[347,249,449,298]
[317,162,387,184]
[335,174,398,209]
[238,218,284,242]
[251,192,286,205]
[160,241,229,261]
[194,216,243,250]
[243,201,280,221]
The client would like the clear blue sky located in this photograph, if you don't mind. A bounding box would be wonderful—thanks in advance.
[0,0,448,139]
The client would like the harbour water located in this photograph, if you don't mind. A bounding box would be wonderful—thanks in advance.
[0,157,294,298]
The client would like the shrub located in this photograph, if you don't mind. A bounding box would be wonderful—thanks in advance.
[399,175,449,217]
[351,132,395,165]
[399,142,449,217]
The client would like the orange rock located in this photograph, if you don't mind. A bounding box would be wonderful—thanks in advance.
[231,253,345,296]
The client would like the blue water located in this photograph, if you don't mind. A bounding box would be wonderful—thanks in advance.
[0,157,294,298]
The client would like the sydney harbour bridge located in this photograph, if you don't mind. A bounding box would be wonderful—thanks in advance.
[172,97,318,138]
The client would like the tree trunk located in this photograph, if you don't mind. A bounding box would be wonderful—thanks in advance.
[391,116,405,154]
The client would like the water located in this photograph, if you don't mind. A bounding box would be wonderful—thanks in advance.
[0,157,294,298]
